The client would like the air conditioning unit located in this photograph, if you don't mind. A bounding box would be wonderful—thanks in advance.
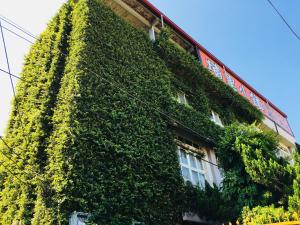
[69,212,90,225]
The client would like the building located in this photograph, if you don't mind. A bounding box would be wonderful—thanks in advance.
[102,0,296,156]
[0,0,297,224]
[102,0,297,190]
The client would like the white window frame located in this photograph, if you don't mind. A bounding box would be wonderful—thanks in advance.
[178,146,206,188]
[210,111,223,127]
[177,92,188,105]
[149,26,156,41]
[276,145,292,160]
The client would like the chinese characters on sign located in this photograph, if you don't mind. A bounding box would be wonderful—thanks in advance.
[199,51,293,136]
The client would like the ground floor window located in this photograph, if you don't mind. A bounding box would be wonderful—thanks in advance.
[178,146,206,188]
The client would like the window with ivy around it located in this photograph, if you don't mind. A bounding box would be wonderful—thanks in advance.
[210,111,223,127]
[178,146,206,188]
[177,92,189,105]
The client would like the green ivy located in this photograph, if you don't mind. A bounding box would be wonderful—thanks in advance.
[0,0,286,224]
[154,30,263,125]
[0,2,72,224]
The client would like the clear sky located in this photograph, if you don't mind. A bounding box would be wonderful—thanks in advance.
[0,0,299,141]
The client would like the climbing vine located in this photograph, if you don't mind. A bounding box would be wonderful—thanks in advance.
[0,0,297,224]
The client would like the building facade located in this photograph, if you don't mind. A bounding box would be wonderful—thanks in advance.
[102,0,297,187]
[0,0,297,224]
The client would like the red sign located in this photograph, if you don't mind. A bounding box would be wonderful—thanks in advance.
[199,50,293,136]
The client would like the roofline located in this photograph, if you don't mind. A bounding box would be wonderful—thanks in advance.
[140,0,287,118]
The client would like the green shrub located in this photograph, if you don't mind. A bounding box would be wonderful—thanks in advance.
[242,205,299,225]
[217,123,298,222]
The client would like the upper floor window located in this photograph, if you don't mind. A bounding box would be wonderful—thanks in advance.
[177,92,189,105]
[178,146,205,188]
[210,111,223,127]
[276,146,292,161]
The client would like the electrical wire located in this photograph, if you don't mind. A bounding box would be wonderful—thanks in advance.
[0,159,27,184]
[0,136,43,181]
[1,25,34,44]
[0,68,24,81]
[0,16,221,168]
[0,20,30,148]
[266,0,300,42]
[0,14,37,39]
[0,15,217,145]
[0,20,16,98]
[0,137,31,184]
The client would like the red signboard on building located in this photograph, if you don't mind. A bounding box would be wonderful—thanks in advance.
[198,50,293,136]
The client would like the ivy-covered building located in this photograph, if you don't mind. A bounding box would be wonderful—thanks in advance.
[0,0,297,224]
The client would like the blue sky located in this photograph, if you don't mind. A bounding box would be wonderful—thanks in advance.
[0,0,299,141]
[149,0,300,141]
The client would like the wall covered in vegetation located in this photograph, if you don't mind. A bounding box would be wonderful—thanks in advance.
[0,0,278,224]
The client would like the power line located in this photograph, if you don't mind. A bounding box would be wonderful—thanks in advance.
[0,160,27,184]
[0,20,16,98]
[0,16,221,169]
[0,136,36,184]
[266,0,300,42]
[0,20,30,148]
[1,25,34,44]
[0,68,24,81]
[0,15,217,146]
[0,14,37,39]
[0,16,36,44]
[0,136,43,181]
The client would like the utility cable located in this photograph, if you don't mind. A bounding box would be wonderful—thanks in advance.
[0,159,27,184]
[0,136,43,181]
[0,15,217,145]
[266,0,300,42]
[1,25,34,44]
[0,68,24,81]
[0,16,221,168]
[0,14,36,39]
[0,20,30,149]
[0,20,16,98]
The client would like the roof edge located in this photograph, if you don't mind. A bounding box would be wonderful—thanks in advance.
[140,0,287,118]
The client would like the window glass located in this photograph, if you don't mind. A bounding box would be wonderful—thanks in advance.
[178,147,206,188]
[215,114,222,125]
[210,111,223,127]
[197,157,203,170]
[189,155,197,169]
[210,113,215,122]
[181,166,190,181]
[180,149,188,165]
[199,173,205,187]
[177,92,188,105]
[192,170,200,186]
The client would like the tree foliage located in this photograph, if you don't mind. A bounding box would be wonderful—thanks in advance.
[235,124,293,194]
[218,123,299,222]
[242,205,299,225]
[289,152,300,212]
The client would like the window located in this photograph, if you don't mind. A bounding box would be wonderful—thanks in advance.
[210,111,223,127]
[177,92,188,105]
[149,26,156,41]
[178,146,205,188]
[276,146,291,160]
